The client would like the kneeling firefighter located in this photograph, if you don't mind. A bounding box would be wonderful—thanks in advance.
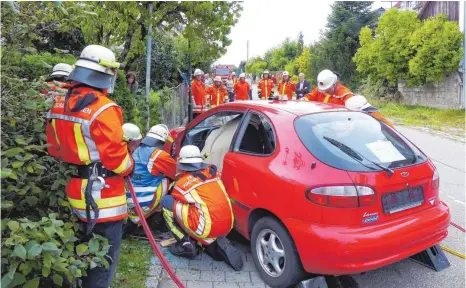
[46,45,134,288]
[125,124,177,225]
[161,145,244,271]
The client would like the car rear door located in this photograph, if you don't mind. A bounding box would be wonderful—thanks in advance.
[221,111,278,237]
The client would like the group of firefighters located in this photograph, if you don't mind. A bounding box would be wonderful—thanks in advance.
[191,68,393,127]
[43,45,242,288]
[41,43,394,287]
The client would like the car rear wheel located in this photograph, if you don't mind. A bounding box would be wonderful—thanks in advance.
[251,217,304,288]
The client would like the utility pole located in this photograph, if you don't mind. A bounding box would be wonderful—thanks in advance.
[187,40,193,122]
[463,1,466,109]
[246,40,249,73]
[145,1,153,131]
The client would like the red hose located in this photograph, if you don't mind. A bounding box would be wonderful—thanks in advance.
[126,178,186,288]
[450,222,466,233]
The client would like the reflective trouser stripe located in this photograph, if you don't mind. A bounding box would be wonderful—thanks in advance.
[73,204,127,220]
[74,123,91,165]
[163,208,185,240]
[189,190,212,238]
[51,119,60,144]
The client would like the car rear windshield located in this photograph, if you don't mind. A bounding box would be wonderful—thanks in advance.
[294,112,427,172]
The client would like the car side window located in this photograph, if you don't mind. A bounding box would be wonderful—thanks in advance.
[182,111,242,151]
[237,112,276,155]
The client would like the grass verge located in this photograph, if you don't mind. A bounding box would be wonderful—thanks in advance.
[111,238,152,288]
[369,98,465,136]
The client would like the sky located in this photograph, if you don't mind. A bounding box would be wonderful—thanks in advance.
[216,0,392,66]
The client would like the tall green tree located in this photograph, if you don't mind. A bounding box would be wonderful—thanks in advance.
[297,31,304,56]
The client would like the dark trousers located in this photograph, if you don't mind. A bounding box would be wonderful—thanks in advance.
[228,92,234,102]
[81,220,123,288]
[248,90,252,100]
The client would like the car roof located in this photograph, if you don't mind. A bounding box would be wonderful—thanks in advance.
[225,100,348,116]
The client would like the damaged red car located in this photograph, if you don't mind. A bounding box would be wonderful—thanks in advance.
[169,100,450,288]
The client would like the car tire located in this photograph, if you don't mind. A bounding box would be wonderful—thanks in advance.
[251,216,304,288]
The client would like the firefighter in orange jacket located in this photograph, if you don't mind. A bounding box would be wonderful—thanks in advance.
[46,45,134,288]
[192,68,209,117]
[305,70,353,105]
[257,70,274,100]
[41,63,73,102]
[206,76,229,108]
[161,145,243,271]
[345,95,394,128]
[233,73,250,101]
[277,71,296,100]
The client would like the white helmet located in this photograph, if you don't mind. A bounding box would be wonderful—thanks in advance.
[146,124,169,142]
[282,71,289,77]
[263,70,269,74]
[232,72,236,76]
[239,73,245,78]
[122,123,142,141]
[51,63,73,77]
[317,69,338,91]
[214,76,222,82]
[345,95,372,111]
[177,145,209,172]
[74,45,116,75]
[194,69,204,76]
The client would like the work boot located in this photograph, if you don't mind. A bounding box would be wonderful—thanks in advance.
[215,236,244,271]
[168,237,198,259]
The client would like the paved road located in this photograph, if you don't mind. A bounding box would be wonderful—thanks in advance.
[144,97,465,287]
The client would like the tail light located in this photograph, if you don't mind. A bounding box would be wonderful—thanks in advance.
[305,186,376,208]
[432,168,439,189]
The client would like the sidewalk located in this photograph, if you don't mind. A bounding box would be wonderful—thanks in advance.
[144,236,269,288]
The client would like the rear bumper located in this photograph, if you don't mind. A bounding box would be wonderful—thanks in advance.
[285,201,450,275]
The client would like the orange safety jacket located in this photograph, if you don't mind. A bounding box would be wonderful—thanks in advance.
[191,79,208,114]
[233,81,250,101]
[258,79,274,99]
[206,84,229,107]
[171,166,234,245]
[46,85,134,223]
[369,111,394,128]
[278,80,296,100]
[305,83,353,106]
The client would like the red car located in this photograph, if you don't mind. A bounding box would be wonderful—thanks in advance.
[169,100,450,288]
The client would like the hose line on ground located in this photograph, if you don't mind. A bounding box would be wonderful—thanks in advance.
[126,178,186,288]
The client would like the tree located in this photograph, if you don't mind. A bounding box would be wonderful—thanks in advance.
[297,31,304,56]
[295,47,312,80]
[354,10,462,87]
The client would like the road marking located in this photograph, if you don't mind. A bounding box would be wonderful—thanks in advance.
[430,158,465,173]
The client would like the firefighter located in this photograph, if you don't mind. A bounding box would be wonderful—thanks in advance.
[206,76,229,108]
[277,71,296,100]
[257,70,274,100]
[161,145,243,271]
[233,73,250,101]
[46,45,134,288]
[41,63,73,105]
[122,123,143,154]
[192,68,208,117]
[126,124,177,225]
[305,69,353,105]
[345,95,394,128]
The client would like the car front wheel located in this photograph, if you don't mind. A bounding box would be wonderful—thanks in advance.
[251,217,304,288]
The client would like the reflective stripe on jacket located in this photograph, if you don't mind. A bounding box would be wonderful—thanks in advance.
[233,81,250,101]
[277,80,296,100]
[191,79,208,114]
[305,83,353,106]
[258,79,274,99]
[46,85,134,222]
[128,146,176,208]
[206,84,228,107]
[171,166,234,245]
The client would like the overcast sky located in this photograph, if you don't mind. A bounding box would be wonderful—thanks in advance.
[216,0,391,66]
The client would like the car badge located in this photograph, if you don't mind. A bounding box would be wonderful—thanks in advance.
[400,172,409,178]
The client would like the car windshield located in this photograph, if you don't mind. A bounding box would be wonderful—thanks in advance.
[294,112,427,172]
